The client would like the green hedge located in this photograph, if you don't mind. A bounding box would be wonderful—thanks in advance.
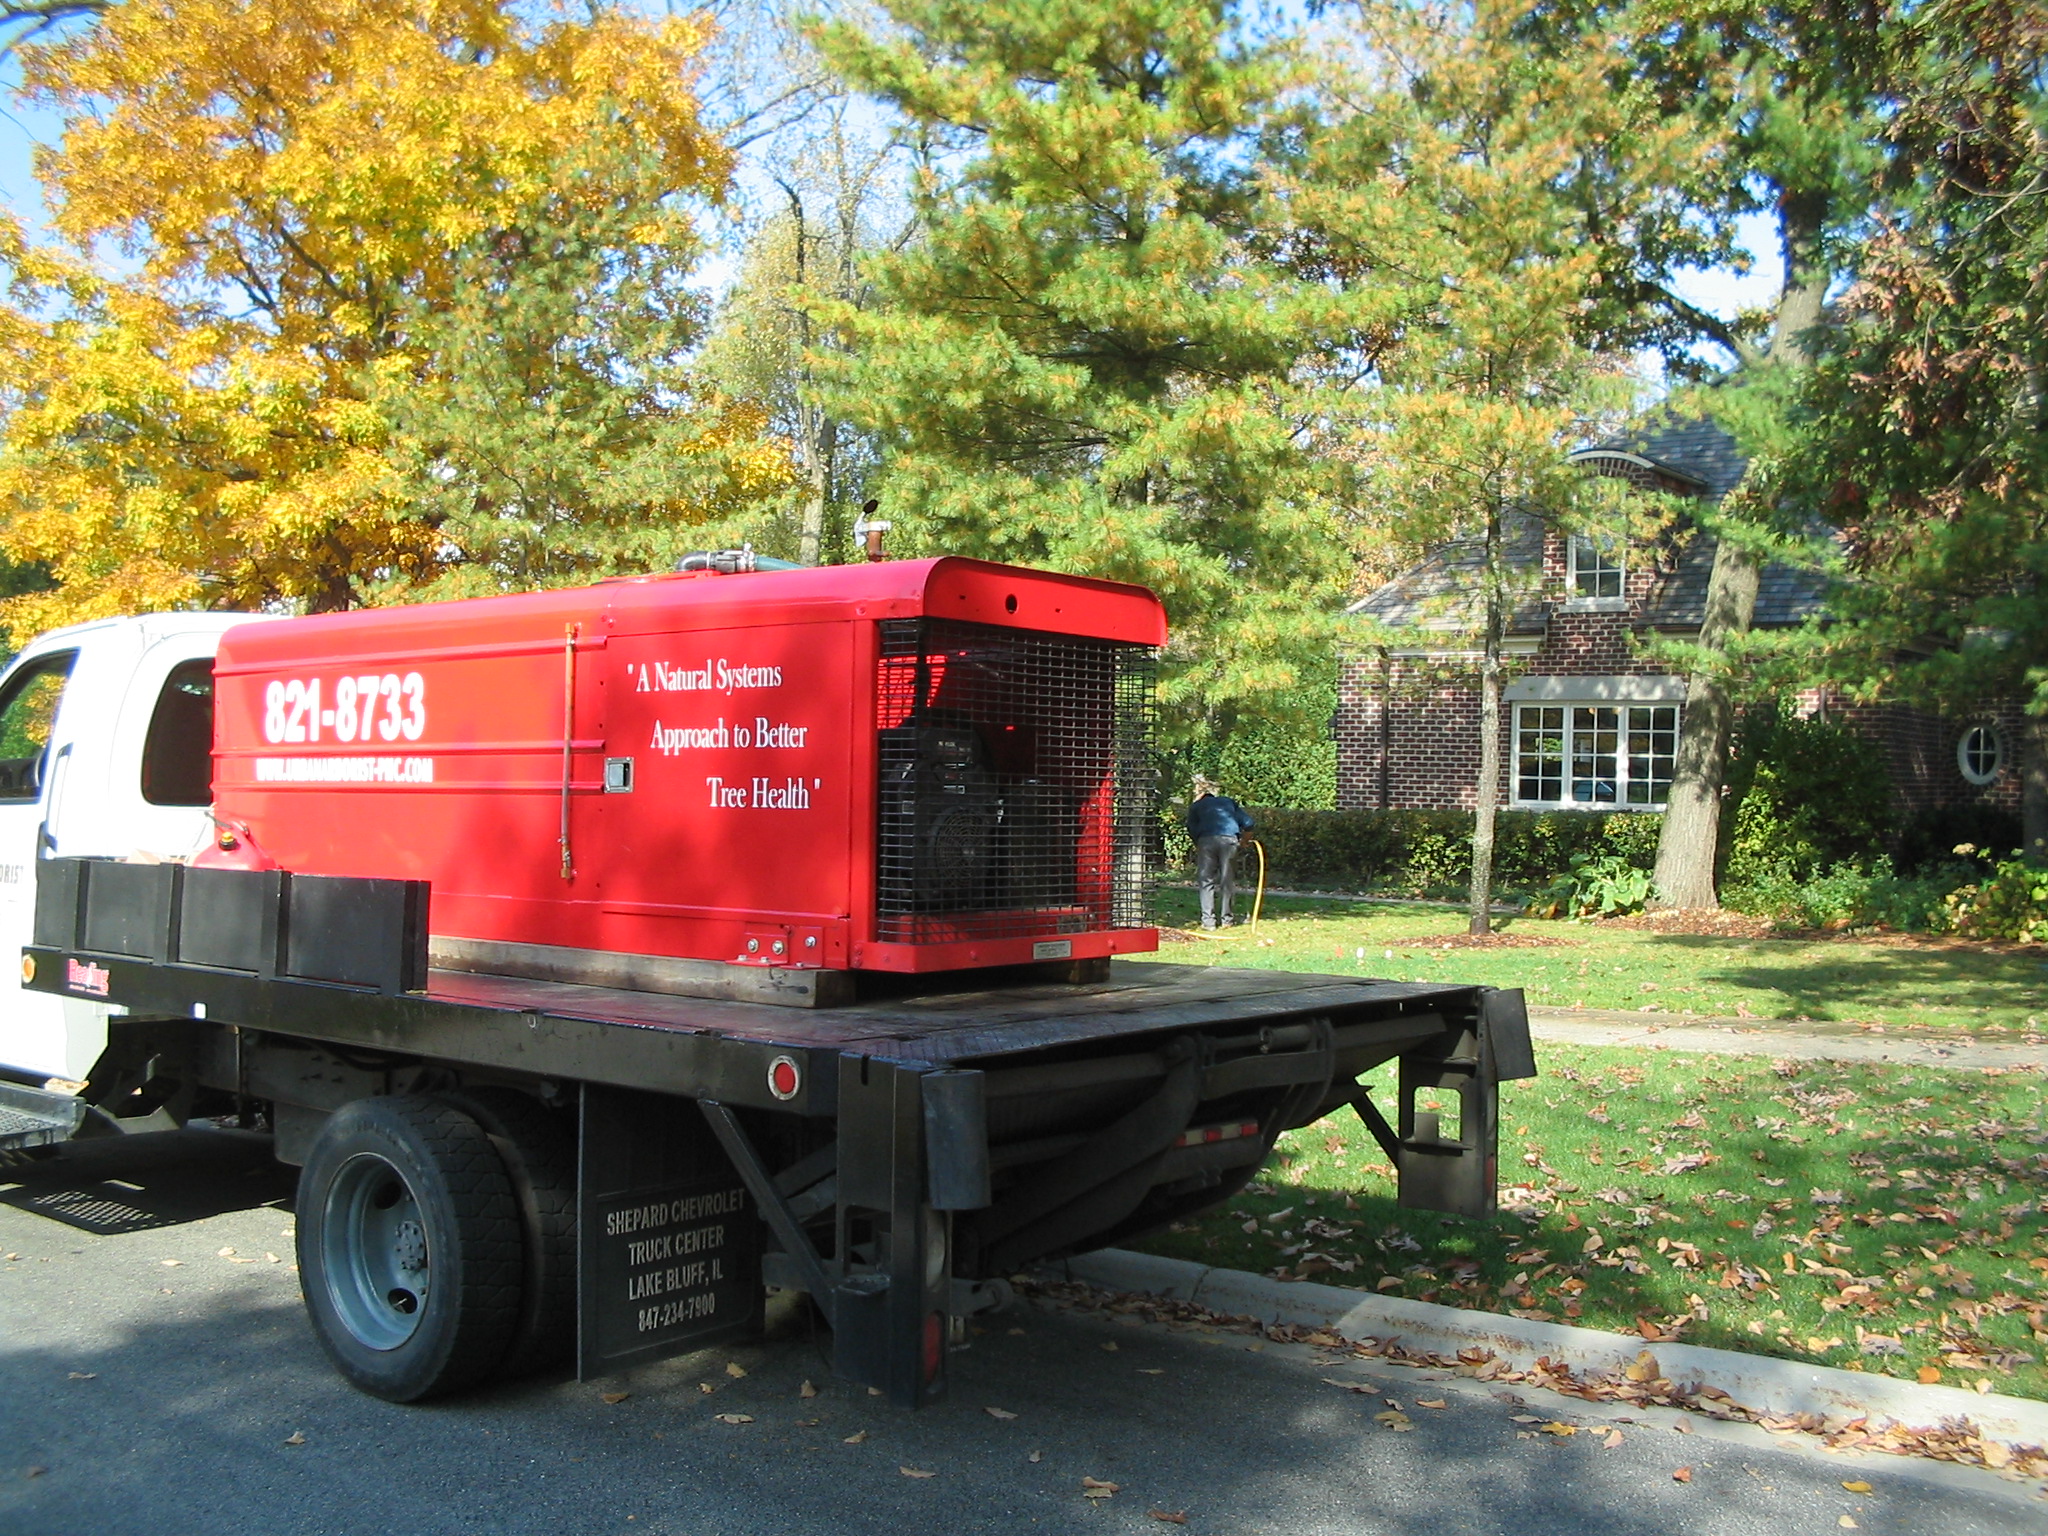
[1169,806,1662,896]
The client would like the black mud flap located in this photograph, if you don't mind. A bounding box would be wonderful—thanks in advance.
[576,1085,762,1381]
[1352,988,1535,1219]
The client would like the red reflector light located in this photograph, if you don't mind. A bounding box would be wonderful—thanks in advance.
[1173,1119,1259,1149]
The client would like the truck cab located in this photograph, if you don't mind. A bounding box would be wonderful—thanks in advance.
[0,612,269,1083]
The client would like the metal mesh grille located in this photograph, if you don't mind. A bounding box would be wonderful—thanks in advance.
[875,618,1157,944]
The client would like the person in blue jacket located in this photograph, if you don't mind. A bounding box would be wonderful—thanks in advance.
[1186,775,1254,929]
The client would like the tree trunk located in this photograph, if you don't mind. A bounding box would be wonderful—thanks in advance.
[1468,507,1503,936]
[2024,715,2048,867]
[798,410,836,567]
[1647,191,1827,907]
[1650,541,1760,907]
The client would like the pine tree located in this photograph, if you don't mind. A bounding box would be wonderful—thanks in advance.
[809,0,1358,740]
[1788,0,2048,863]
[1544,0,1891,908]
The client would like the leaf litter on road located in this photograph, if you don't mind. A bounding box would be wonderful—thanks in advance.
[1020,1274,2048,1479]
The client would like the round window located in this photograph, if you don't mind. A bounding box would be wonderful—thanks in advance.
[1957,724,2002,785]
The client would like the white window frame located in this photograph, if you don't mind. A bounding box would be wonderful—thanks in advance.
[1513,700,1680,809]
[1957,723,2002,785]
[1566,534,1625,600]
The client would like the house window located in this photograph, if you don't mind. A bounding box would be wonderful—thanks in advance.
[1957,724,2002,785]
[1567,535,1624,599]
[1514,702,1678,807]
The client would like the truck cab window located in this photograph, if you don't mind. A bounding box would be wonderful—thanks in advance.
[0,650,78,802]
[142,658,216,807]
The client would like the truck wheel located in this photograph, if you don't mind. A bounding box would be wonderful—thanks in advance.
[295,1095,522,1402]
[446,1087,578,1380]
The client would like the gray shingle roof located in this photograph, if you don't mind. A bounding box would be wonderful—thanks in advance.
[1349,415,1829,636]
[1595,415,1750,500]
[1346,512,1549,633]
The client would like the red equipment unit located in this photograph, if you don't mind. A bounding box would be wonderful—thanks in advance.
[210,558,1164,975]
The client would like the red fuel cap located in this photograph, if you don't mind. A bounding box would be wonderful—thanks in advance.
[767,1055,801,1101]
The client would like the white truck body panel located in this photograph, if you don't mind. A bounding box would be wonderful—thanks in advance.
[0,612,272,1082]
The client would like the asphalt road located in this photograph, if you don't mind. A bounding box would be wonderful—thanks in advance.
[3,1128,2042,1536]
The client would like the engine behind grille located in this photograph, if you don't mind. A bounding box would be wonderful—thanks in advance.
[875,618,1157,943]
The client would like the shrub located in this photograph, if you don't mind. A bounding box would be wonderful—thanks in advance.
[1722,858,1980,933]
[1194,806,1661,896]
[1946,857,2048,944]
[1895,804,2023,876]
[1529,852,1652,918]
[1722,704,1894,886]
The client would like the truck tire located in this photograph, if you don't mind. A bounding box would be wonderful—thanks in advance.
[295,1095,522,1402]
[445,1087,578,1380]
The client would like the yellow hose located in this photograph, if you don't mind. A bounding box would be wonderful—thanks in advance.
[1246,837,1267,931]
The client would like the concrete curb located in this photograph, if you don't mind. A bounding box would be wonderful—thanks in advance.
[1059,1248,2048,1458]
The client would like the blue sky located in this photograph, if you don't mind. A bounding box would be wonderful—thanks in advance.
[0,67,1783,372]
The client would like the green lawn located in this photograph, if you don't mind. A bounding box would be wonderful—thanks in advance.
[1133,1042,2048,1401]
[1143,888,2048,1035]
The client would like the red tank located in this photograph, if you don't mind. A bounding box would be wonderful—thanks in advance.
[210,558,1164,975]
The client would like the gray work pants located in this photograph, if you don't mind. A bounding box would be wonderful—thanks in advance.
[1196,834,1240,926]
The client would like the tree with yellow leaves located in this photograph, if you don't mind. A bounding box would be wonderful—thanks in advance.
[0,0,788,635]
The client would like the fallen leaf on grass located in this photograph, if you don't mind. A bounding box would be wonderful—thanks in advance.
[1624,1351,1659,1383]
[1840,1481,1872,1494]
[1415,1399,1446,1410]
[1982,1442,2013,1470]
[1374,1410,1413,1431]
[899,1466,935,1479]
[800,1380,818,1399]
[1602,1430,1624,1449]
[843,1431,868,1444]
[1916,1366,1941,1384]
[282,1432,305,1446]
[1539,1423,1576,1437]
[1147,1511,1188,1524]
[599,1392,630,1405]
[725,1362,748,1379]
[1672,1467,1692,1483]
[985,1406,1017,1421]
[714,1414,753,1425]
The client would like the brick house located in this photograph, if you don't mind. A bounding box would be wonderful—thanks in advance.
[1335,418,2029,832]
